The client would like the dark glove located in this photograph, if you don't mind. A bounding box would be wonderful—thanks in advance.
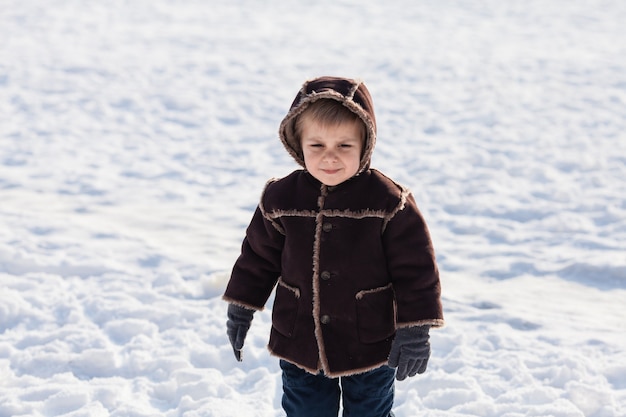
[388,325,431,381]
[226,304,255,362]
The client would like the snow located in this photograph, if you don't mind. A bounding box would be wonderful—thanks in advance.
[1,0,625,415]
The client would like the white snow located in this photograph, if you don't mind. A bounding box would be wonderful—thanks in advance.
[1,0,625,416]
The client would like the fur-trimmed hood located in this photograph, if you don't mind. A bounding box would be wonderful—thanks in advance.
[279,76,377,175]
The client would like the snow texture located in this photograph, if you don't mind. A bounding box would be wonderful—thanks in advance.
[1,0,625,416]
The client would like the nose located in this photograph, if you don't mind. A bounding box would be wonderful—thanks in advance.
[322,148,338,162]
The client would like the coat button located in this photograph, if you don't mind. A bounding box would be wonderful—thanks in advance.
[321,271,331,280]
[322,223,333,232]
[321,315,330,324]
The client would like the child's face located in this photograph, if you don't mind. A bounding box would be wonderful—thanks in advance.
[300,115,364,186]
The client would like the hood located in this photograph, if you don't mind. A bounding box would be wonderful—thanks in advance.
[279,76,377,176]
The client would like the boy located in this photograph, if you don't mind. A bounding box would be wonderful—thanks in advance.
[223,76,444,417]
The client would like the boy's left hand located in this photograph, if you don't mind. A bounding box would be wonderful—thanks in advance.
[388,325,431,381]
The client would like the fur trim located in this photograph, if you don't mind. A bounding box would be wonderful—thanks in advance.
[261,200,410,236]
[259,178,286,235]
[268,349,391,378]
[263,208,317,220]
[397,319,445,329]
[311,184,331,374]
[267,350,321,375]
[277,277,300,299]
[346,80,361,100]
[355,283,393,300]
[321,359,391,378]
[221,296,264,312]
[381,185,410,233]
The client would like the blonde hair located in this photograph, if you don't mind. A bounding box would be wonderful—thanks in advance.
[294,99,366,145]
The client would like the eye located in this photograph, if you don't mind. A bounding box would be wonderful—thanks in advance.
[339,144,352,148]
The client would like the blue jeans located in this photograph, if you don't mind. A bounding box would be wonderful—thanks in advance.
[280,360,396,417]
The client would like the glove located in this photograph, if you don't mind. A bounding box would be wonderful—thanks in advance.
[388,325,431,381]
[226,304,255,362]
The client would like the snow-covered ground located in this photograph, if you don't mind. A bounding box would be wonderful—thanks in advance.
[1,1,625,416]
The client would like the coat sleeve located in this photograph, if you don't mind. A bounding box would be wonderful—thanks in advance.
[223,197,285,311]
[382,192,444,328]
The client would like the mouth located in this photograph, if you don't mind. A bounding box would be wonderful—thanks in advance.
[321,169,341,175]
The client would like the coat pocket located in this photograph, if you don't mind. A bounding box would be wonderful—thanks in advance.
[355,283,396,344]
[272,278,300,338]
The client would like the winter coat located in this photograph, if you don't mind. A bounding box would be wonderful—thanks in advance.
[223,76,444,377]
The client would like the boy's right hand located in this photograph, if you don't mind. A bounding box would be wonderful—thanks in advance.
[226,304,255,361]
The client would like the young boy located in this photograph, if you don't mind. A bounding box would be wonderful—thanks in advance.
[223,76,444,417]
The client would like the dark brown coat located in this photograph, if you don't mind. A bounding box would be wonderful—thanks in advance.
[223,76,443,377]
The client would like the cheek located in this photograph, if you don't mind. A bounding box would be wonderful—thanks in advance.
[349,153,361,168]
